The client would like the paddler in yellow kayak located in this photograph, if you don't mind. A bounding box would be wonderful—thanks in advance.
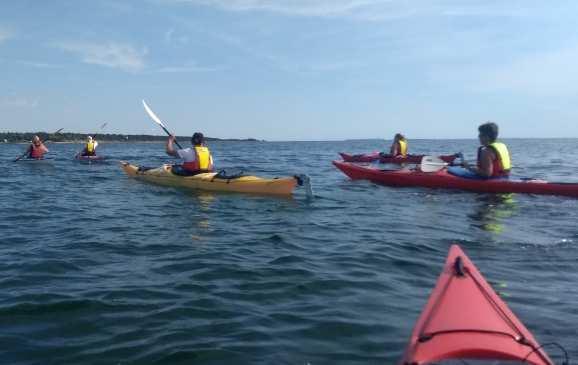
[166,132,214,175]
[80,136,98,156]
[389,133,408,157]
[463,122,511,178]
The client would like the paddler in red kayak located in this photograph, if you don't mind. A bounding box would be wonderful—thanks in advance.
[80,136,98,157]
[166,132,214,175]
[463,122,511,178]
[389,133,408,158]
[26,135,49,159]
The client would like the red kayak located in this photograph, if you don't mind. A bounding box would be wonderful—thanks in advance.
[400,244,554,365]
[333,161,578,197]
[74,154,107,162]
[339,152,458,164]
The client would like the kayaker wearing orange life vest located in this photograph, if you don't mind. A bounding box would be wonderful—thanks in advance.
[166,132,214,174]
[27,135,49,159]
[464,122,511,178]
[389,133,408,157]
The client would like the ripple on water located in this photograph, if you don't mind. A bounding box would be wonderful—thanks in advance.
[1,140,578,362]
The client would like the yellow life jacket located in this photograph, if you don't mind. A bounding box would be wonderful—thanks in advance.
[194,146,212,171]
[86,141,96,154]
[398,139,408,157]
[478,142,511,176]
[489,142,511,171]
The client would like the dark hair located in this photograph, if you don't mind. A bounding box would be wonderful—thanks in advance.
[395,133,405,141]
[191,132,204,145]
[478,122,498,142]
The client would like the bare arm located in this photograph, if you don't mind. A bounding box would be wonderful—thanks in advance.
[477,148,494,177]
[390,142,398,156]
[464,148,494,177]
[166,136,179,157]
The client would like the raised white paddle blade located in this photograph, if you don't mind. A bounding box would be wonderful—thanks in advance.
[142,100,166,128]
[420,155,448,173]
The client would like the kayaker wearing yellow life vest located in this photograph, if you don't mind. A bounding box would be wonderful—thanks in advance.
[464,122,511,178]
[166,132,214,174]
[390,133,408,157]
[81,136,98,156]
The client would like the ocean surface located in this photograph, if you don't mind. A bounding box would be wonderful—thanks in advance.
[1,139,577,364]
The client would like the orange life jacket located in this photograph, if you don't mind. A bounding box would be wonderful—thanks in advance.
[29,143,46,159]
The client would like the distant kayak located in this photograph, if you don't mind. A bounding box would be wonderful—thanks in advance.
[14,157,54,163]
[120,162,302,196]
[74,154,107,162]
[399,244,554,365]
[338,152,458,164]
[333,161,578,197]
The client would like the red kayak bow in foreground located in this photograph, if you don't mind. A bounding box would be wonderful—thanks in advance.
[399,245,554,365]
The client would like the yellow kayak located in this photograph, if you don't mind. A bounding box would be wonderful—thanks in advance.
[120,162,299,196]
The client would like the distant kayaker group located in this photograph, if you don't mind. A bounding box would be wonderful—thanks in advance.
[13,99,578,197]
[381,121,510,179]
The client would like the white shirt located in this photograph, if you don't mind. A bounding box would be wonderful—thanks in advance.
[177,147,214,165]
[177,147,197,162]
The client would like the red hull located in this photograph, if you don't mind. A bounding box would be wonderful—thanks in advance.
[75,154,107,161]
[333,161,578,197]
[399,245,553,365]
[339,152,457,164]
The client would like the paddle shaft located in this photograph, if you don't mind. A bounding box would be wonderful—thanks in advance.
[90,122,108,140]
[162,126,183,150]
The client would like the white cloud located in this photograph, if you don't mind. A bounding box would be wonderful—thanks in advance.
[53,41,147,72]
[0,28,13,43]
[18,60,63,69]
[186,0,386,16]
[167,0,534,20]
[0,96,39,108]
[157,62,220,73]
[164,27,189,45]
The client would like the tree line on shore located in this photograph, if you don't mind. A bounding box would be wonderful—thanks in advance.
[0,132,259,143]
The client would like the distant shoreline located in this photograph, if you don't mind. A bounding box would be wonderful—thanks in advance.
[0,132,263,144]
[2,140,265,145]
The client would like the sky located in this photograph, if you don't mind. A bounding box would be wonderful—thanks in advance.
[2,0,578,141]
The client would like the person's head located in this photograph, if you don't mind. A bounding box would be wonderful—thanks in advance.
[32,135,41,145]
[86,136,93,142]
[394,133,405,142]
[191,132,204,146]
[478,122,498,145]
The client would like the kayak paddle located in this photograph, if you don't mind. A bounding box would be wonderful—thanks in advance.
[420,154,464,173]
[420,156,452,172]
[92,122,108,139]
[142,100,183,149]
[14,127,63,162]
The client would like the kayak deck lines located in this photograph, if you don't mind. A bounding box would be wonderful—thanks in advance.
[417,257,540,351]
[399,245,556,365]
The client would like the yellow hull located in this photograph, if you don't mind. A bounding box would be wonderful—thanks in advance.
[120,162,297,196]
